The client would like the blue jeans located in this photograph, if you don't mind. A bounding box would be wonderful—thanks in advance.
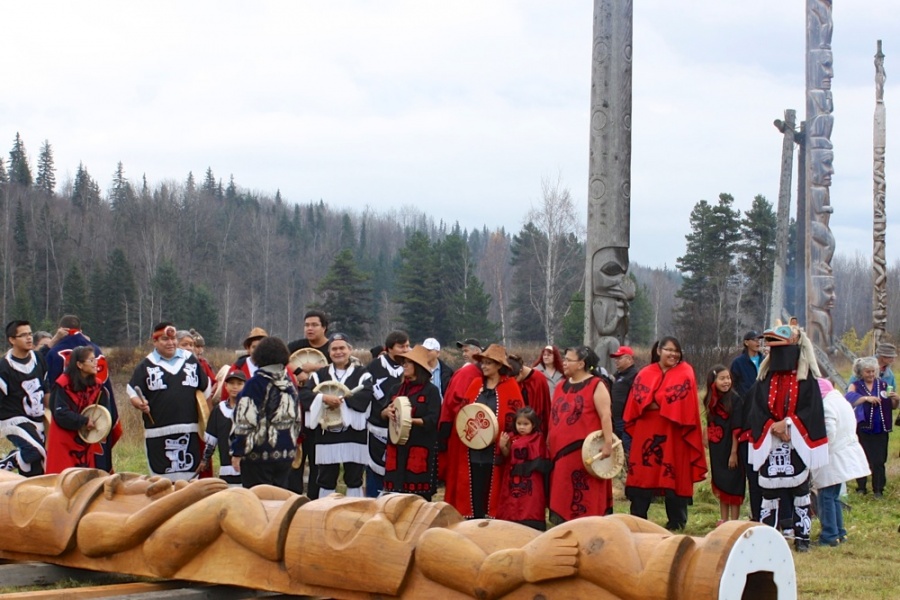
[817,483,845,544]
[366,466,383,497]
[612,416,632,458]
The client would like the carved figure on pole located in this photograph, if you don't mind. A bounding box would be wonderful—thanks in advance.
[805,0,836,351]
[584,0,634,374]
[873,40,887,348]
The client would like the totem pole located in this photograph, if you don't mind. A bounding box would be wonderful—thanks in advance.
[873,40,887,348]
[584,0,634,373]
[805,0,836,352]
[770,109,798,327]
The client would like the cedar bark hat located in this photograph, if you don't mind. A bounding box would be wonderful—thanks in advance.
[242,327,268,349]
[401,345,432,372]
[472,344,511,369]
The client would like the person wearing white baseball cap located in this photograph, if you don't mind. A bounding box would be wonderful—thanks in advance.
[422,338,454,399]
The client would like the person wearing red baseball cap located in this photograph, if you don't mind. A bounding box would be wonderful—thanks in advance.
[609,346,637,457]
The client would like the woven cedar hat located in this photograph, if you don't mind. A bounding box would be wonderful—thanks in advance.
[472,344,511,369]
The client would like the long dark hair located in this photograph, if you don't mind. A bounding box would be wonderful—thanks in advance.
[650,336,684,365]
[66,346,97,392]
[407,361,431,385]
[565,346,601,375]
[514,406,541,434]
[704,364,735,415]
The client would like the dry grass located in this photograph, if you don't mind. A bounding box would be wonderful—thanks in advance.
[3,346,900,599]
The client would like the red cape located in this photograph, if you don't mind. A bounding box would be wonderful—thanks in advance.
[624,362,707,494]
[442,375,524,518]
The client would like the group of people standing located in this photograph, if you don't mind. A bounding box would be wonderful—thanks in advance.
[4,311,895,550]
[1,316,123,477]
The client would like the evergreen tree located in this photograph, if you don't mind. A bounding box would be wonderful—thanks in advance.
[88,267,110,343]
[275,189,283,205]
[674,193,741,349]
[437,229,497,343]
[185,171,196,196]
[105,248,138,345]
[185,284,219,345]
[0,157,8,183]
[13,200,28,262]
[315,249,373,340]
[450,274,497,343]
[557,290,585,349]
[62,264,90,322]
[11,280,34,323]
[151,260,187,323]
[395,231,439,341]
[35,140,56,195]
[202,167,216,194]
[339,213,355,251]
[8,133,32,186]
[72,162,100,211]
[110,162,134,210]
[509,223,549,342]
[628,276,654,346]
[737,195,777,329]
[225,175,237,202]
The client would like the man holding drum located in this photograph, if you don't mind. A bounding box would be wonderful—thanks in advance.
[127,322,210,481]
[298,333,373,498]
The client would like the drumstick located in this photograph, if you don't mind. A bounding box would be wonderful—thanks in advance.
[585,439,622,465]
[135,388,155,425]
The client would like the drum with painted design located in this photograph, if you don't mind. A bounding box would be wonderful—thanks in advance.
[455,403,499,450]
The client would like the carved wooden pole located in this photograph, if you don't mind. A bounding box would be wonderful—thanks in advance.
[771,110,797,327]
[584,0,634,374]
[873,40,887,349]
[805,0,836,351]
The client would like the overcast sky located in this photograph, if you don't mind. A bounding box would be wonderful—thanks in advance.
[4,1,899,269]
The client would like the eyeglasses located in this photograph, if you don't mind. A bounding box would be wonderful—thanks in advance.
[562,356,582,363]
[13,332,33,339]
[79,357,97,364]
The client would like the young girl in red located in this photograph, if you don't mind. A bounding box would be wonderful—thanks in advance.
[497,406,550,530]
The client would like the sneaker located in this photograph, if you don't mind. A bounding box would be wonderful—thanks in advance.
[0,455,16,472]
[794,539,810,553]
[856,488,868,495]
[818,538,839,547]
[873,492,884,499]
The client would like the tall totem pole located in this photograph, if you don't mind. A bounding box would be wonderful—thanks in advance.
[585,0,634,373]
[873,40,887,348]
[805,0,836,351]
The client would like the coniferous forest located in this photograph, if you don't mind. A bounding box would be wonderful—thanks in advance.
[1,133,897,351]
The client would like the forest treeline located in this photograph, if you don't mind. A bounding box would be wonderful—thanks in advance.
[0,133,896,351]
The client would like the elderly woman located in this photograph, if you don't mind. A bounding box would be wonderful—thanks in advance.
[846,356,898,498]
[381,345,441,500]
[443,344,524,519]
[624,336,707,530]
[231,337,302,490]
[46,346,112,473]
[533,345,564,394]
[547,346,614,523]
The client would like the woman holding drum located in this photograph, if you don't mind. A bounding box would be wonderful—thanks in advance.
[443,344,524,519]
[547,346,615,524]
[46,345,113,473]
[381,345,441,500]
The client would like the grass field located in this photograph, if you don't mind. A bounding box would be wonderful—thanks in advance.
[3,347,900,599]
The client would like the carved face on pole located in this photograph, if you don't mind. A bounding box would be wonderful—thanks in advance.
[809,148,834,186]
[809,49,834,90]
[811,276,836,311]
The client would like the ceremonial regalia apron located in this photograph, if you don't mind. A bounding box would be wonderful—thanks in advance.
[548,377,612,521]
[383,380,440,499]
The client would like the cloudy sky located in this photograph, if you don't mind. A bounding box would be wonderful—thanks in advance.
[4,1,899,269]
